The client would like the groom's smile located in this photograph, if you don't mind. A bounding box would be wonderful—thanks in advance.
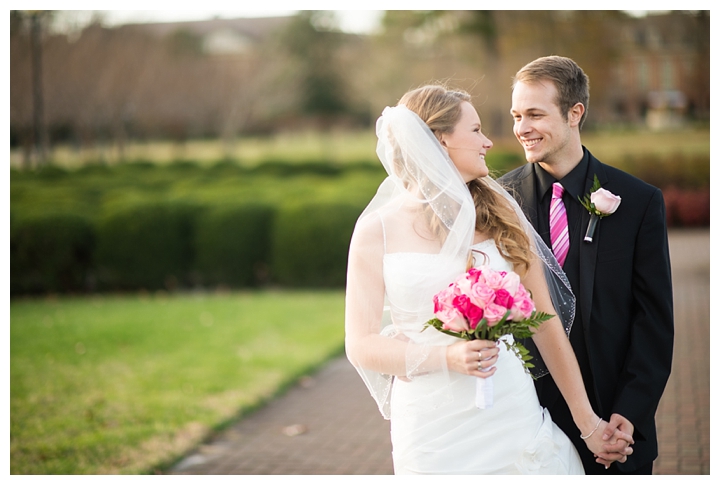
[520,138,542,149]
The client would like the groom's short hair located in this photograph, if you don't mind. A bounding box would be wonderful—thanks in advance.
[513,56,590,130]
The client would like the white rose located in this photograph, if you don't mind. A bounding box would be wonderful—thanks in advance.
[590,187,621,215]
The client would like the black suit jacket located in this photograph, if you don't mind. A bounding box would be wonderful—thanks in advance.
[498,147,674,472]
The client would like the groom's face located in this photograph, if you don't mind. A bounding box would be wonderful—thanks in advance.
[511,80,575,166]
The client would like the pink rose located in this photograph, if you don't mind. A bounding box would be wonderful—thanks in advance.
[441,310,469,332]
[591,187,621,215]
[466,267,482,284]
[469,282,494,308]
[434,288,460,318]
[452,294,471,313]
[499,271,520,296]
[456,297,484,329]
[483,270,505,290]
[452,294,484,328]
[434,290,469,332]
[493,288,515,309]
[455,274,473,296]
[484,303,509,326]
[512,283,530,301]
[433,287,454,314]
[470,266,489,286]
[510,294,535,320]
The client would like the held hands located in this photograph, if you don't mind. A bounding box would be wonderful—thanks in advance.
[595,414,635,469]
[580,413,634,469]
[446,339,499,378]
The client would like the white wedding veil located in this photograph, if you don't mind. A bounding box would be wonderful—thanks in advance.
[344,104,575,419]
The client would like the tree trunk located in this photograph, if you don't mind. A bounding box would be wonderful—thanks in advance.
[30,12,48,167]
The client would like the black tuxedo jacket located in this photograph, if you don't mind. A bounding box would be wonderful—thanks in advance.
[498,147,674,472]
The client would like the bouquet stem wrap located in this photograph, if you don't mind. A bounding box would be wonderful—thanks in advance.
[476,375,494,409]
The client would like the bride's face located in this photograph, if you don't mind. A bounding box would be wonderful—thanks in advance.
[439,101,493,183]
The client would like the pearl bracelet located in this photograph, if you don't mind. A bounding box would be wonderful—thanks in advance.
[580,418,603,440]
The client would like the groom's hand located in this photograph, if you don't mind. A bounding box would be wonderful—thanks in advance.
[603,413,635,451]
[595,413,634,468]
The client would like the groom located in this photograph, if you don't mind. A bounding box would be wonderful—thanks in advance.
[499,56,674,474]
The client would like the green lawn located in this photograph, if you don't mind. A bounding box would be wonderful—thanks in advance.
[10,290,347,474]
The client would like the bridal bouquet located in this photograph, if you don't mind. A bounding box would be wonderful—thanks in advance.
[423,265,553,409]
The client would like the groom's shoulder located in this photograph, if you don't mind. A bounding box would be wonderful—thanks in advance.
[589,150,659,195]
[496,164,531,186]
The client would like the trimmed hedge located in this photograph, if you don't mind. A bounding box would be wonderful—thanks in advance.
[10,212,95,295]
[95,202,204,290]
[194,204,276,287]
[271,201,364,287]
[9,156,709,295]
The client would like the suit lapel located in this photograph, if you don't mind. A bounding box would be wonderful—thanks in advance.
[577,155,607,331]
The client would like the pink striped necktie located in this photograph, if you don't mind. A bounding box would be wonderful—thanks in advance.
[550,182,569,267]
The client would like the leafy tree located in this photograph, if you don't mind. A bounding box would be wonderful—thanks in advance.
[278,11,350,121]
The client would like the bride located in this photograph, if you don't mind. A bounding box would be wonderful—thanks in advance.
[344,85,632,474]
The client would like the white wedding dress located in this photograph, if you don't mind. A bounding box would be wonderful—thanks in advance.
[384,239,584,474]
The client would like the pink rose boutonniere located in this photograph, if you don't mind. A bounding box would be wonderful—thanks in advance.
[578,174,621,243]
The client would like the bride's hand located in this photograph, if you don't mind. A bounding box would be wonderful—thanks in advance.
[579,417,631,468]
[446,339,499,377]
[579,417,610,458]
[594,414,634,468]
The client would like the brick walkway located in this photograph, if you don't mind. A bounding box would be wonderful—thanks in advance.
[170,229,709,475]
[653,229,710,474]
[170,358,393,474]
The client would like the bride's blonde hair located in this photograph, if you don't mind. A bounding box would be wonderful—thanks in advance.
[398,84,532,275]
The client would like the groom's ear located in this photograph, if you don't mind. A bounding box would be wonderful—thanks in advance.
[567,103,585,128]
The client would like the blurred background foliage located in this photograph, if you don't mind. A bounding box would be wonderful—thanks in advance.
[9,10,710,296]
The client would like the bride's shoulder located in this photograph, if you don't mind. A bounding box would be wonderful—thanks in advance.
[350,212,384,249]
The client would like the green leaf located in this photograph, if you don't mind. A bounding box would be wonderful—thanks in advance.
[578,174,603,215]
